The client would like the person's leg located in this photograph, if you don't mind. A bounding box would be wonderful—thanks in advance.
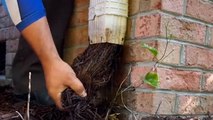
[12,0,74,105]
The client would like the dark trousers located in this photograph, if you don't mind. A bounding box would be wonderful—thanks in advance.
[12,0,74,105]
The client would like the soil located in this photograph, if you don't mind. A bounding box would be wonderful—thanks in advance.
[0,43,122,120]
[0,87,213,120]
[1,43,213,120]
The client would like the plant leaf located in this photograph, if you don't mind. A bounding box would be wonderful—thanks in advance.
[144,72,159,88]
[142,43,158,57]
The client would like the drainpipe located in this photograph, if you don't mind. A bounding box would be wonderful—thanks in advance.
[88,0,128,45]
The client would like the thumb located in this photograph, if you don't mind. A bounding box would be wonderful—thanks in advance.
[66,76,87,97]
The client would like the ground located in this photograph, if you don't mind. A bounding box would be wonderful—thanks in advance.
[0,86,64,120]
[1,86,213,120]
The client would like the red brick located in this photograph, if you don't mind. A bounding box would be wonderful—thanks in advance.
[0,27,20,41]
[63,46,87,65]
[131,66,152,88]
[126,92,176,114]
[135,14,206,45]
[139,0,161,12]
[128,0,140,15]
[5,66,12,79]
[161,0,184,14]
[161,15,206,45]
[178,95,204,115]
[64,26,89,48]
[124,40,181,64]
[135,14,161,38]
[0,5,7,17]
[178,95,213,114]
[70,7,88,27]
[6,39,19,52]
[200,96,213,114]
[185,46,213,69]
[74,0,89,8]
[186,0,213,23]
[5,53,15,66]
[131,66,201,91]
[0,16,13,28]
[137,0,183,14]
[203,73,213,92]
[158,68,201,91]
[123,41,156,63]
[157,41,181,65]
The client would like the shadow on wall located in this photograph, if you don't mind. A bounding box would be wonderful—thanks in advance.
[0,41,6,75]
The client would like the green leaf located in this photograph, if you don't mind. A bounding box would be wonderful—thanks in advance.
[142,43,158,57]
[144,72,159,88]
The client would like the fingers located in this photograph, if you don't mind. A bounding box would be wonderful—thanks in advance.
[48,89,63,110]
[52,77,86,110]
[80,90,87,97]
[55,92,63,109]
[67,65,87,97]
[66,75,87,97]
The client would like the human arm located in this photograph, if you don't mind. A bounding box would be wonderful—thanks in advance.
[2,0,86,109]
[22,17,86,109]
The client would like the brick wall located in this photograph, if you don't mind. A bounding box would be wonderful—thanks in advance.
[0,0,20,85]
[64,0,213,119]
[1,0,212,118]
[63,0,89,64]
[123,0,213,118]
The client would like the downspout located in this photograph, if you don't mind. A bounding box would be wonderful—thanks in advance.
[88,0,128,45]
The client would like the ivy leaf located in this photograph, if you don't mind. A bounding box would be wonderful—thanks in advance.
[144,72,159,88]
[142,43,158,57]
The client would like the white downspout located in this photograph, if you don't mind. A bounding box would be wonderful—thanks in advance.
[88,0,128,45]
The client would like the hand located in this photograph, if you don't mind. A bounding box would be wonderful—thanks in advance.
[19,17,86,109]
[43,59,87,109]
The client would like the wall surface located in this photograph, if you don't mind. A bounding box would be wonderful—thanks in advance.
[0,0,213,118]
[0,0,19,85]
[63,0,213,119]
[123,0,213,119]
[63,0,90,64]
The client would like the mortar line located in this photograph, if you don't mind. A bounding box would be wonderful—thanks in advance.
[174,94,179,114]
[205,27,210,46]
[158,63,213,72]
[126,35,213,50]
[179,44,185,66]
[135,88,213,96]
[131,17,136,39]
[200,73,204,92]
[183,0,187,16]
[132,111,213,118]
[159,11,213,26]
[132,62,213,72]
[63,44,89,50]
[128,6,213,26]
[69,24,88,28]
[75,4,89,11]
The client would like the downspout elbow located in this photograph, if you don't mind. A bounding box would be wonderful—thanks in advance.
[88,0,128,45]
